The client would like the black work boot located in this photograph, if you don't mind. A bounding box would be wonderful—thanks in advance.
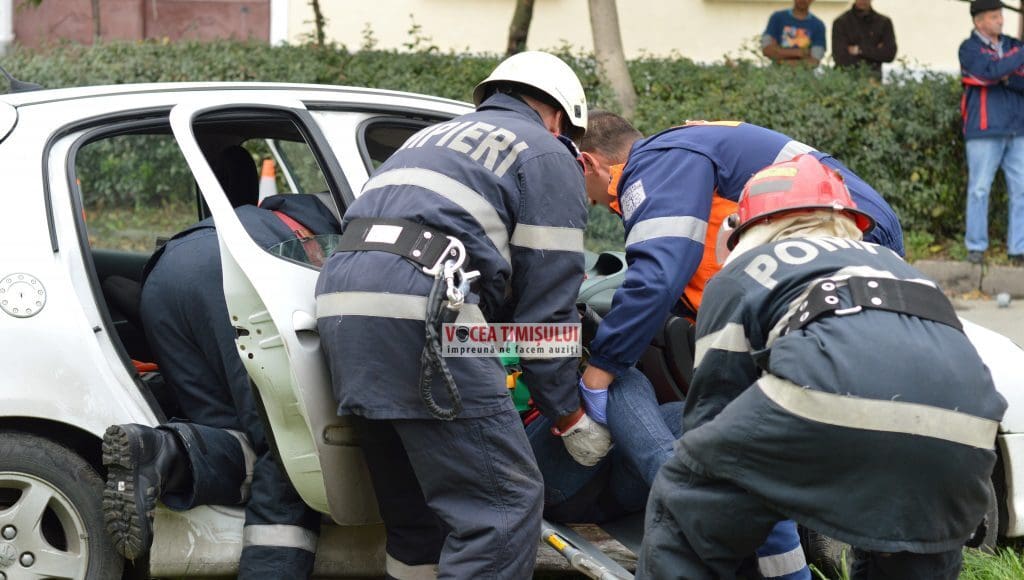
[102,424,185,560]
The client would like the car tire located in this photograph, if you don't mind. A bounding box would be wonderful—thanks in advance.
[0,430,124,579]
[800,526,852,578]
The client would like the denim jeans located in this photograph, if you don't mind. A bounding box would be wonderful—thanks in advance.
[529,368,809,579]
[526,368,681,522]
[965,135,1024,255]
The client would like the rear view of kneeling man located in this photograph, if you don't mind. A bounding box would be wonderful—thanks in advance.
[639,154,1007,580]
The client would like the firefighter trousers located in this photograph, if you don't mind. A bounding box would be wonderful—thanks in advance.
[352,411,543,579]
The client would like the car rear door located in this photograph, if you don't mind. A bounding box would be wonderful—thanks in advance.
[167,99,379,525]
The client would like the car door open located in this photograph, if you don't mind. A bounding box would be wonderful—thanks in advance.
[168,101,380,526]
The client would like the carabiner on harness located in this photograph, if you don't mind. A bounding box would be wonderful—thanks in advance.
[419,236,480,421]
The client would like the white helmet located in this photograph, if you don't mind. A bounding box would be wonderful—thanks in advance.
[473,51,588,140]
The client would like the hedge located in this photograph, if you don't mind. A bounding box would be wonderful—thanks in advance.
[1,40,999,257]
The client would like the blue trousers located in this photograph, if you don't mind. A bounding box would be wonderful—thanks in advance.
[639,458,959,580]
[353,411,544,579]
[965,135,1024,255]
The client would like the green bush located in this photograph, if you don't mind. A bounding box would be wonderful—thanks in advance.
[1,41,993,254]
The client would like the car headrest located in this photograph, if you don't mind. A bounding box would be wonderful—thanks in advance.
[213,145,259,208]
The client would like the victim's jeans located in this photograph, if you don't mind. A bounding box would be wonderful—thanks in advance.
[528,368,809,579]
[526,368,682,522]
[965,135,1024,255]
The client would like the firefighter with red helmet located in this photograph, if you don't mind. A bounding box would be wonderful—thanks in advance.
[637,155,1007,579]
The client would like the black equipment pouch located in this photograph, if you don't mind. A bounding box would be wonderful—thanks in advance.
[786,276,963,334]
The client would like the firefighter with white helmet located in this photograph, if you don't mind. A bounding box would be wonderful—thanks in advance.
[638,155,1007,579]
[315,51,602,578]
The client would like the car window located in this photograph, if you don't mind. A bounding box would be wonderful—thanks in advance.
[262,138,328,194]
[75,134,197,252]
[361,121,424,170]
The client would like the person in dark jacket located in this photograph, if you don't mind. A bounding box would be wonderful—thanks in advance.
[638,154,1007,580]
[959,0,1024,265]
[102,191,341,578]
[831,0,897,79]
[315,51,602,578]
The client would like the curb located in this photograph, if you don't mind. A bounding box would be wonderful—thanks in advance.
[914,260,1024,298]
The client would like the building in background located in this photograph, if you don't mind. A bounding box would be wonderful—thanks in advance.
[4,0,284,51]
[3,0,1020,73]
[285,0,1020,73]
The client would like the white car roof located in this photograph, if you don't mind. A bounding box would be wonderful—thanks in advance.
[0,81,471,110]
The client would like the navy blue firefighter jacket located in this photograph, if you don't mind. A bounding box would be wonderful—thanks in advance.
[679,235,1006,553]
[315,94,588,420]
[140,194,342,444]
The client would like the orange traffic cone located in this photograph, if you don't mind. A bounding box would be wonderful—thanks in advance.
[259,158,279,202]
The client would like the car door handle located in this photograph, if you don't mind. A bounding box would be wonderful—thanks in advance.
[292,310,320,349]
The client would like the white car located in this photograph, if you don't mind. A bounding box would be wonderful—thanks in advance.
[0,80,1021,580]
[0,82,477,580]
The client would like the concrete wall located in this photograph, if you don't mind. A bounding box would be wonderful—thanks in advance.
[287,0,1022,72]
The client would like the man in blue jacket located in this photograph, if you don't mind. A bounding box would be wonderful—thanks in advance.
[959,0,1024,265]
[315,52,605,578]
[573,111,905,580]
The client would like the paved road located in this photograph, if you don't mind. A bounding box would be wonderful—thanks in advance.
[956,298,1024,346]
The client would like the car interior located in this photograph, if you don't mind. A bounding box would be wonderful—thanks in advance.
[69,110,422,420]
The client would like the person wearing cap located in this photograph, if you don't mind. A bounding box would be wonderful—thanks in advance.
[959,0,1024,266]
[315,51,600,578]
[637,155,1006,579]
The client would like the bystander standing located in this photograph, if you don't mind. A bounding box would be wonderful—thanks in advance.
[832,0,897,79]
[762,0,826,66]
[959,0,1024,265]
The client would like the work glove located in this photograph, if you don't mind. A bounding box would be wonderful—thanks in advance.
[553,412,612,467]
[578,377,609,425]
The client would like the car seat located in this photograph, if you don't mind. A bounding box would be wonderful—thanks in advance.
[212,145,259,208]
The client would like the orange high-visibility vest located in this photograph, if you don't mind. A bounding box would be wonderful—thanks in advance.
[607,164,737,320]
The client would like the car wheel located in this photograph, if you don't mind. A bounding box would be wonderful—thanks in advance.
[0,431,124,579]
[800,527,852,578]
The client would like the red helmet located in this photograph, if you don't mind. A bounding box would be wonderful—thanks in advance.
[727,154,875,250]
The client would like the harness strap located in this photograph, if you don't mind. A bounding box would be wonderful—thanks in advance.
[337,218,452,270]
[786,276,962,334]
[334,217,468,421]
[273,211,326,267]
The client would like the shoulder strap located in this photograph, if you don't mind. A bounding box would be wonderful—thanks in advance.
[273,210,326,267]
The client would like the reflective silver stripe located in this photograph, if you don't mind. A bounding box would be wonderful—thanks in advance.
[316,292,487,324]
[758,545,807,578]
[510,224,584,253]
[243,524,318,553]
[386,553,439,580]
[625,216,707,247]
[225,429,256,502]
[758,374,1000,450]
[748,179,794,197]
[773,139,816,163]
[694,323,749,367]
[363,167,511,264]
